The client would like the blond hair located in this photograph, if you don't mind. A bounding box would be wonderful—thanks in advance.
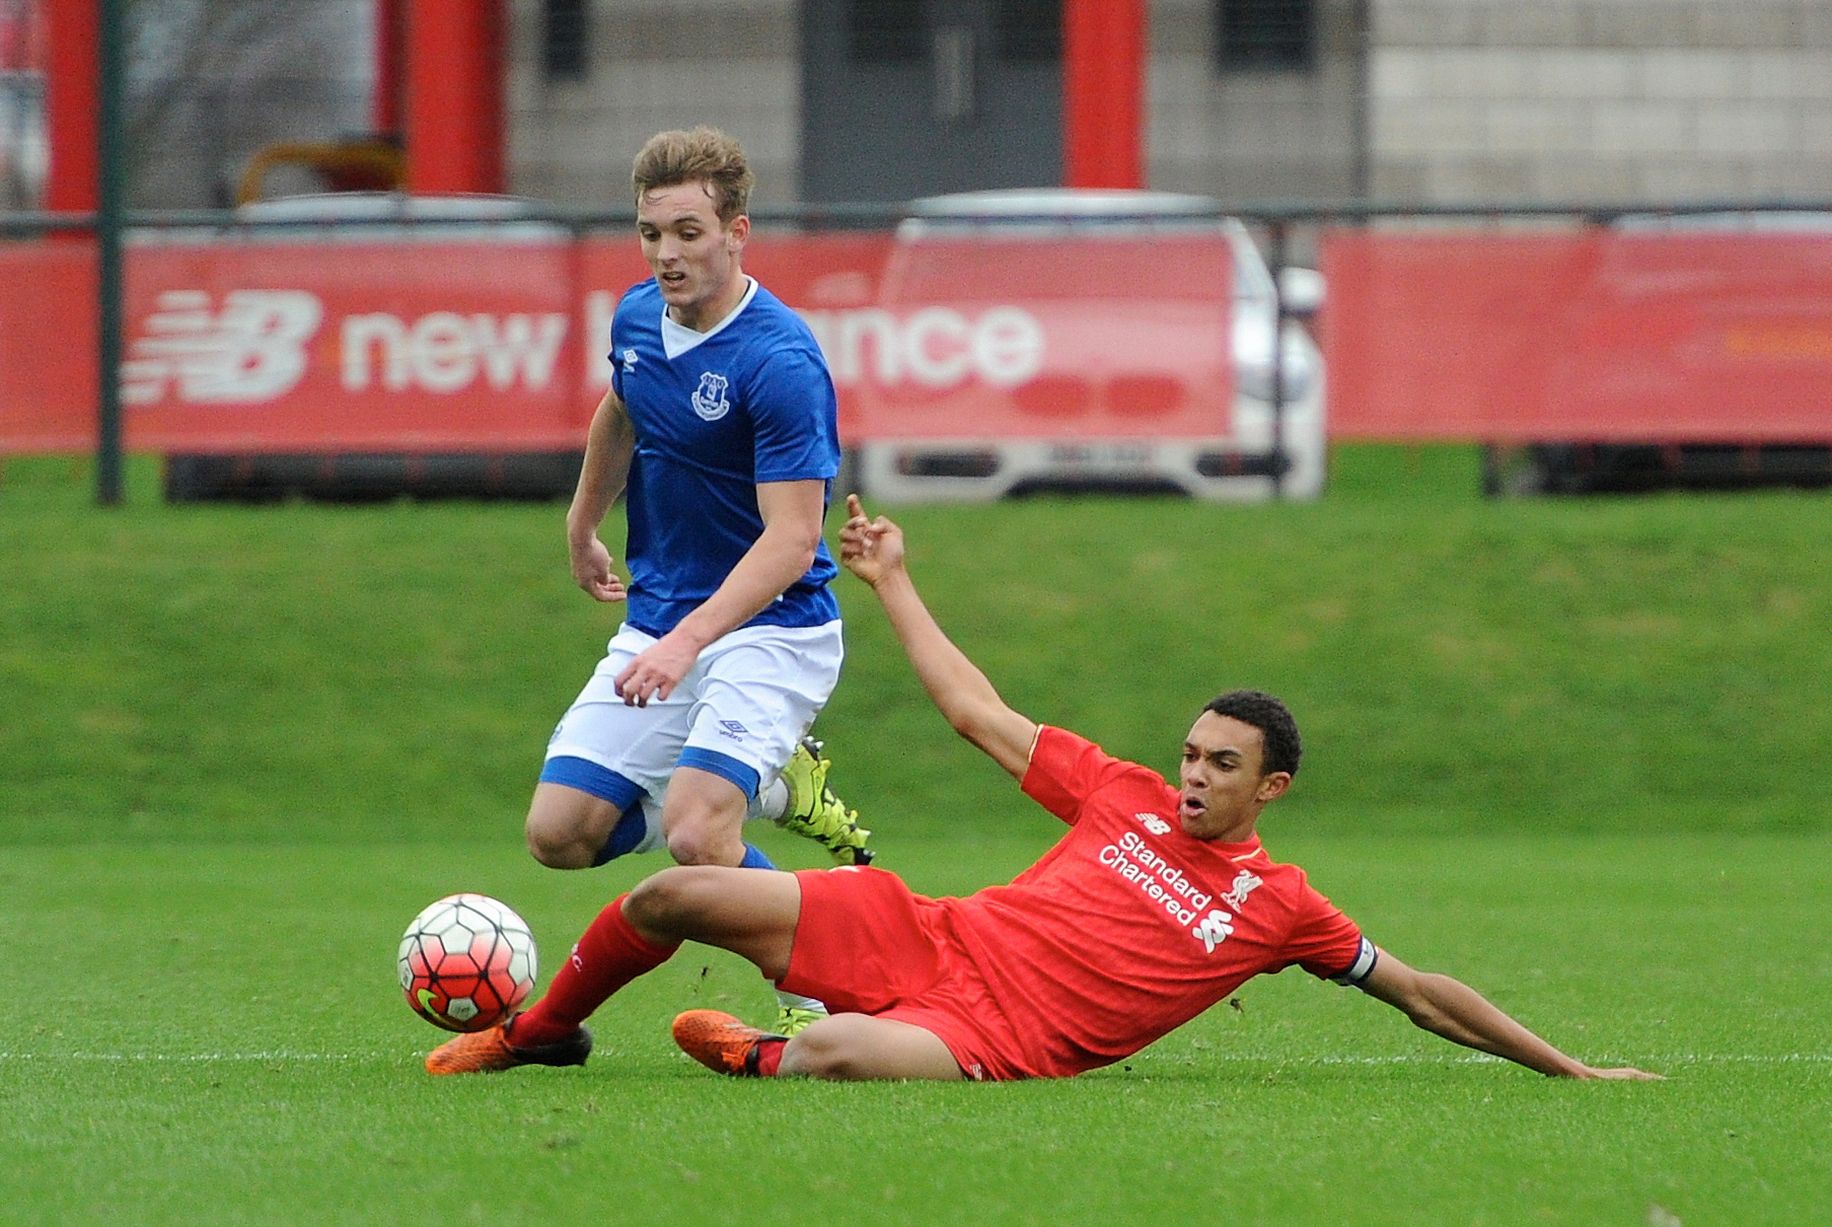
[631,127,754,223]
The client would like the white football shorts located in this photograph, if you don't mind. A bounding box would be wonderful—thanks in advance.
[541,619,843,852]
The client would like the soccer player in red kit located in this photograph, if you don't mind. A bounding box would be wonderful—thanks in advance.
[426,496,1659,1083]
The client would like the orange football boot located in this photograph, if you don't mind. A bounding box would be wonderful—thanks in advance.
[425,1016,592,1075]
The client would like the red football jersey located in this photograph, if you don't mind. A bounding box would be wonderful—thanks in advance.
[934,726,1369,1078]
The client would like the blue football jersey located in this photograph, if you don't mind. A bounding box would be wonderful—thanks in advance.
[608,277,842,636]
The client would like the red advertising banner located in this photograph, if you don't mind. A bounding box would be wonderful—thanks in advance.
[0,236,770,453]
[0,244,96,450]
[17,226,1827,454]
[2,237,611,453]
[854,232,1235,440]
[0,229,1240,455]
[1323,229,1832,442]
[121,239,596,451]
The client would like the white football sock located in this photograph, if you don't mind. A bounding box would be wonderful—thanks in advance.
[753,776,789,822]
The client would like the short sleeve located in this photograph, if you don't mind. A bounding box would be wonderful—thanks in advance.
[606,301,628,402]
[606,339,624,404]
[746,346,840,484]
[1285,875,1370,982]
[1020,726,1135,827]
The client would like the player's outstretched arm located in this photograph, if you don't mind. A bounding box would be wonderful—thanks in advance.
[567,387,636,602]
[840,494,1039,780]
[1358,949,1661,1080]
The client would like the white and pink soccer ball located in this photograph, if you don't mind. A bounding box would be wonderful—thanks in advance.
[397,894,538,1032]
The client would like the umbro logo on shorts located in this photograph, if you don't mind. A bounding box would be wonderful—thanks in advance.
[717,719,747,740]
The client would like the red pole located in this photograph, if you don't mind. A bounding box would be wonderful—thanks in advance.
[373,0,405,135]
[1063,0,1145,189]
[404,0,504,193]
[45,0,99,213]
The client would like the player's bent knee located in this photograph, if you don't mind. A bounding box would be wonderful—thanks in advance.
[662,822,741,867]
[625,866,725,933]
[524,812,592,870]
[661,780,748,867]
[778,1021,858,1080]
[525,788,621,870]
[778,1014,966,1081]
[525,827,585,869]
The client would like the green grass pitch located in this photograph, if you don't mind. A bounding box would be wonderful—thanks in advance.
[1,447,1828,1225]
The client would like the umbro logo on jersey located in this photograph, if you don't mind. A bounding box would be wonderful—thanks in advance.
[716,719,747,740]
[1192,908,1236,954]
[622,347,639,373]
[691,371,731,421]
[1135,812,1171,835]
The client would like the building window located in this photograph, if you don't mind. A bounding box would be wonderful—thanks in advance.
[543,0,588,81]
[849,0,927,64]
[996,0,1061,64]
[1214,0,1314,72]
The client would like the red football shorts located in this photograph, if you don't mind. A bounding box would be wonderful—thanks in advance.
[778,867,1023,1081]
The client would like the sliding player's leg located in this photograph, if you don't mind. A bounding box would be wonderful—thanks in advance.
[425,865,802,1076]
[673,1009,966,1080]
[673,862,979,1081]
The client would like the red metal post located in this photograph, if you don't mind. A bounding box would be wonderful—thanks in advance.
[45,0,99,213]
[404,0,504,193]
[1063,0,1145,189]
[373,0,405,135]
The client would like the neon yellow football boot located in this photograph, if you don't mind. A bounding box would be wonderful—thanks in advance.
[771,1004,827,1037]
[775,736,873,866]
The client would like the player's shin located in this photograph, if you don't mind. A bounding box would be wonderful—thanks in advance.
[509,894,680,1046]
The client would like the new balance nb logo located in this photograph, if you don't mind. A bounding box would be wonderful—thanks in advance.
[1135,812,1171,835]
[123,289,321,404]
[1192,909,1235,954]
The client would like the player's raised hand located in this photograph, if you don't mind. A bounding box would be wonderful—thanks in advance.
[570,534,627,603]
[839,494,905,587]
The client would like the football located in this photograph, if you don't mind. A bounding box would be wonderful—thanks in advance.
[398,893,538,1032]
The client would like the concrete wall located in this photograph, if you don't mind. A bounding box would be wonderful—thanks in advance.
[1147,0,1367,202]
[497,0,1832,208]
[1369,0,1832,201]
[506,0,802,209]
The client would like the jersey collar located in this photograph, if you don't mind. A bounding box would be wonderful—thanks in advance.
[660,276,758,359]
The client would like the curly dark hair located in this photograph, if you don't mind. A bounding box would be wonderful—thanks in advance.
[1202,690,1302,778]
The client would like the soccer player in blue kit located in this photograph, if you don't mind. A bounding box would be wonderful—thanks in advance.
[524,127,867,1033]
